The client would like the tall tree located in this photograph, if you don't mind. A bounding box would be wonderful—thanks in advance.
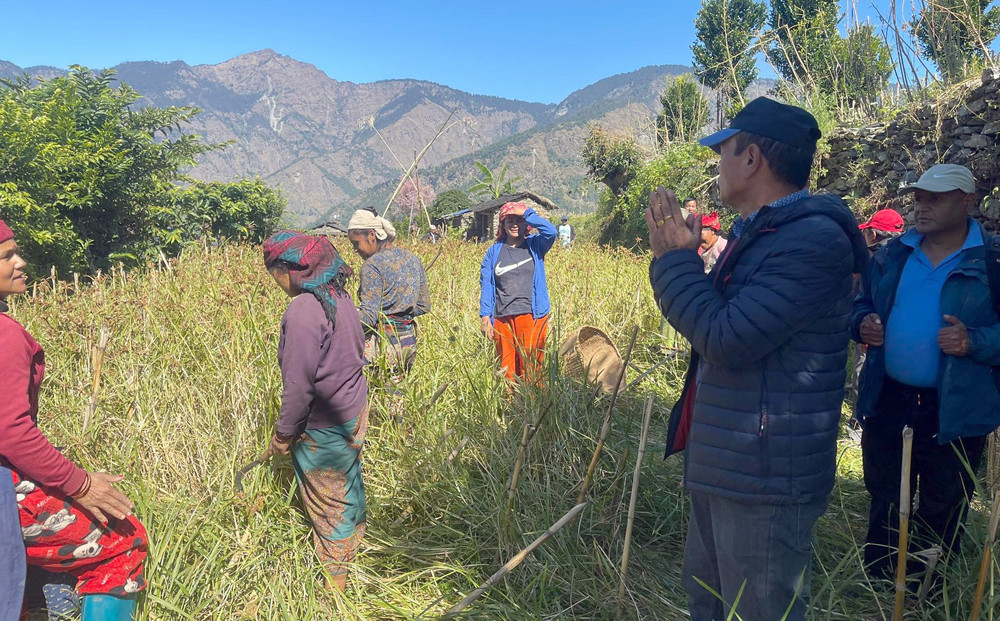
[581,126,644,198]
[692,0,768,125]
[766,0,840,85]
[656,75,711,144]
[0,67,283,276]
[829,23,894,115]
[912,0,1000,82]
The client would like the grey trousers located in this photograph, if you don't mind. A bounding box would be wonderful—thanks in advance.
[683,490,828,621]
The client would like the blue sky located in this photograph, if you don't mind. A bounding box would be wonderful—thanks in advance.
[0,0,966,104]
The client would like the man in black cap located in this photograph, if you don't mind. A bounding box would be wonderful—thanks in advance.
[647,97,868,621]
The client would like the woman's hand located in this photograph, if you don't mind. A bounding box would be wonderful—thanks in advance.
[268,433,294,457]
[480,316,494,340]
[73,472,134,525]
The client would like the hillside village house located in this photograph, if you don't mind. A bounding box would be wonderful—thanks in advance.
[436,191,559,241]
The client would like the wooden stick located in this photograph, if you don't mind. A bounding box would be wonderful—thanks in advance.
[446,502,588,616]
[893,426,914,621]
[616,395,654,620]
[427,380,451,409]
[578,326,639,504]
[507,402,553,511]
[81,326,111,435]
[970,490,1000,621]
[914,545,942,604]
[382,109,459,217]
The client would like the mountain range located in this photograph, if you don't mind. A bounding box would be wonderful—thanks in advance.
[1,50,697,225]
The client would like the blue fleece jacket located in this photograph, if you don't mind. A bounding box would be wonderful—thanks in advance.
[480,208,557,319]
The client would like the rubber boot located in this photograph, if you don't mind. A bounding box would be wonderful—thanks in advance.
[80,595,136,621]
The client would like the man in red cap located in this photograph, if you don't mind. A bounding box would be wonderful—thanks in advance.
[848,209,906,403]
[859,208,905,251]
[697,211,727,274]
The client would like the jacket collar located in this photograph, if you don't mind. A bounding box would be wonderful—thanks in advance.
[875,219,989,275]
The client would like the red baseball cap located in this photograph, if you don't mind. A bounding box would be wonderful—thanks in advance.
[858,209,904,233]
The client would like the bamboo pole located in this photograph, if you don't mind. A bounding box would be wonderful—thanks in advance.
[578,326,639,505]
[81,326,111,435]
[616,395,654,620]
[893,426,914,621]
[446,502,588,616]
[970,490,1000,621]
[507,402,553,512]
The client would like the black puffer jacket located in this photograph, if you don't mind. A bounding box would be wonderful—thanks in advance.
[652,193,868,505]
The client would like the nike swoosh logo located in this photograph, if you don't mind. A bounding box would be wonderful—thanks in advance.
[495,258,533,276]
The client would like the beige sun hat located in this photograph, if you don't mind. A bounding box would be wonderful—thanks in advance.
[899,164,976,195]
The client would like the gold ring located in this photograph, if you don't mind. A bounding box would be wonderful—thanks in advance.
[656,215,671,226]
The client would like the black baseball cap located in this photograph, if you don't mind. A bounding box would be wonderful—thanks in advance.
[699,97,821,152]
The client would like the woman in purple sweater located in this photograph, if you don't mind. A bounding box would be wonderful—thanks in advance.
[262,231,369,591]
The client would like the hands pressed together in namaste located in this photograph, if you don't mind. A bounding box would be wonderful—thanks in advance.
[644,186,702,258]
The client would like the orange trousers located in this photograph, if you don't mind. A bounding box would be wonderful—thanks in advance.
[492,314,548,385]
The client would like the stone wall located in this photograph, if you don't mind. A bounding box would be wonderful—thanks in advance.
[816,68,1000,228]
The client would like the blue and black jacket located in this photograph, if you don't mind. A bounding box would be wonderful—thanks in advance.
[653,193,869,505]
[852,219,1000,444]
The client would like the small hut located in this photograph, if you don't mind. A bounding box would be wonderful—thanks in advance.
[438,191,558,241]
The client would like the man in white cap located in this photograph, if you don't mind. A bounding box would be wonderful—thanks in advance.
[854,164,1000,582]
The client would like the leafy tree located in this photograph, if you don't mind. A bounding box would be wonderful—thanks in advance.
[597,143,717,247]
[766,0,840,86]
[692,0,767,123]
[581,126,644,197]
[828,24,894,114]
[468,161,520,199]
[156,179,285,256]
[656,75,711,144]
[912,0,1000,82]
[430,189,473,219]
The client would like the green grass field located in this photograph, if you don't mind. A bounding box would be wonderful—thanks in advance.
[10,240,1000,620]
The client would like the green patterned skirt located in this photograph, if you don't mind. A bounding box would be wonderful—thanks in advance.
[291,405,368,576]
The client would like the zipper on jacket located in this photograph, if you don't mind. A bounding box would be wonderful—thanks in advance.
[759,375,770,476]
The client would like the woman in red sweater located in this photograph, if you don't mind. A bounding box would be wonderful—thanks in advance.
[0,220,147,620]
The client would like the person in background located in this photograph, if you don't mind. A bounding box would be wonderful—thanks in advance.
[262,231,369,591]
[853,164,1000,582]
[847,208,906,404]
[558,215,575,249]
[684,196,699,215]
[0,220,147,621]
[697,211,727,274]
[648,98,867,621]
[480,202,557,386]
[421,224,442,244]
[408,222,419,238]
[347,208,430,378]
[859,209,905,251]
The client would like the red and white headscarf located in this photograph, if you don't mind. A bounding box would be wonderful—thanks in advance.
[496,202,530,242]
